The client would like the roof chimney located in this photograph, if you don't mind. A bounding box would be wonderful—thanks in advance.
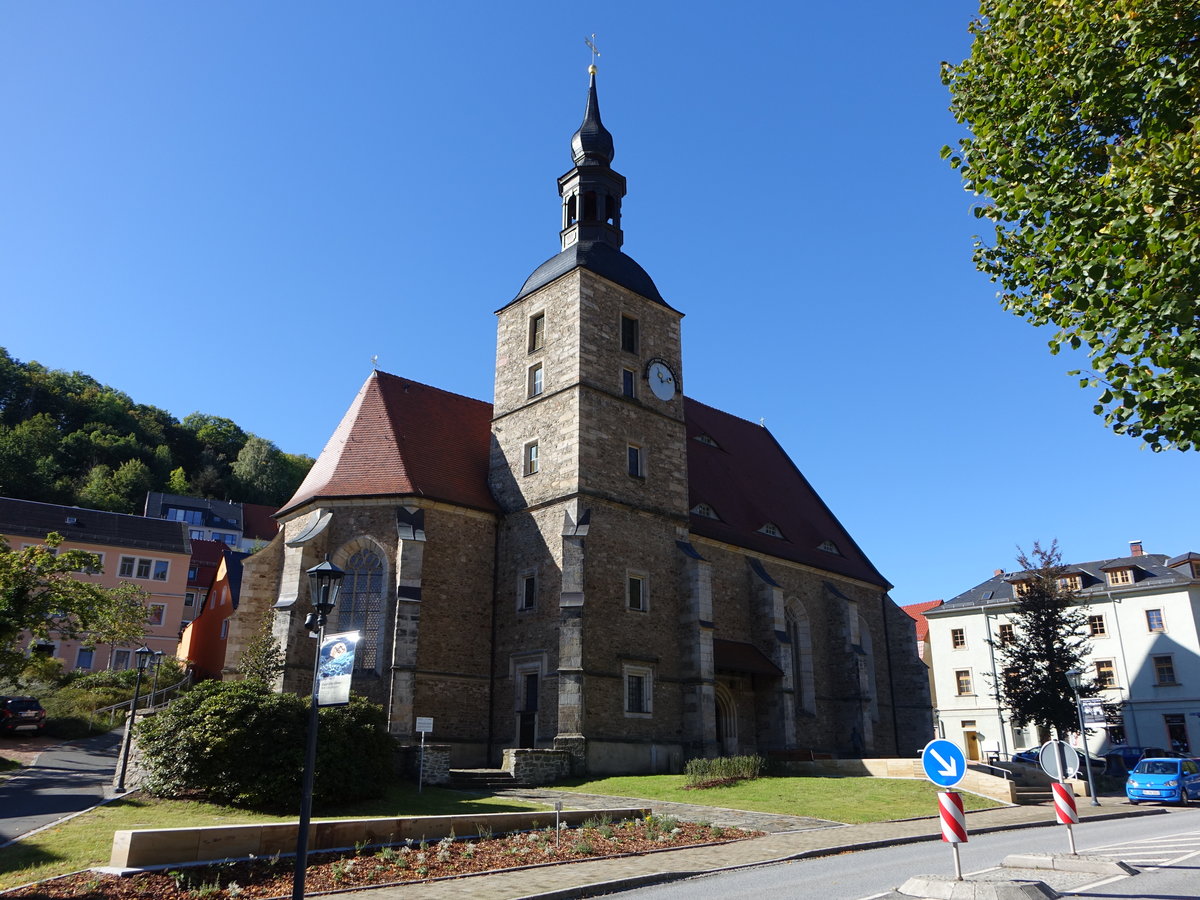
[994,568,1005,576]
[1130,540,1144,557]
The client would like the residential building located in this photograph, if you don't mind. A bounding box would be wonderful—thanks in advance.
[183,539,225,637]
[144,493,278,553]
[225,67,931,773]
[0,497,192,671]
[925,541,1200,761]
[902,599,942,710]
[178,548,248,680]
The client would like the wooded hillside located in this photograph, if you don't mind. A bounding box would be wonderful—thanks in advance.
[0,347,313,513]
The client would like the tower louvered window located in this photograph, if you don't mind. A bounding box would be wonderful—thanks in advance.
[337,549,385,671]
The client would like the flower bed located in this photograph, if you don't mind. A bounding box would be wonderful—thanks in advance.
[3,815,760,899]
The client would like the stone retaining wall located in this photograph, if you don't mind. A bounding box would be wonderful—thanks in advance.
[501,748,571,784]
[108,808,650,870]
[396,743,451,785]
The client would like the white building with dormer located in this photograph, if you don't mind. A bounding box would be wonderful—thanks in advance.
[925,541,1200,762]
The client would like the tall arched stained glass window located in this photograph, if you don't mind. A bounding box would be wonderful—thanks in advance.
[337,549,384,671]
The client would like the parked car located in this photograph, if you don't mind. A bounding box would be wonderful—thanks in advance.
[1011,747,1107,775]
[1104,746,1187,775]
[0,696,46,735]
[1125,757,1200,805]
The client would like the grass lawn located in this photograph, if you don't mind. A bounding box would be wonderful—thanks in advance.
[0,784,543,891]
[554,774,1002,824]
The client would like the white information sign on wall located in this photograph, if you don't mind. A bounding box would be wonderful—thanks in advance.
[415,716,434,734]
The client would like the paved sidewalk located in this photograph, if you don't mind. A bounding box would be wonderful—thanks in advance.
[351,795,1165,900]
[0,731,122,846]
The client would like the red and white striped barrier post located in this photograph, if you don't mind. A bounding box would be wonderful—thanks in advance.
[1052,781,1079,854]
[939,790,968,879]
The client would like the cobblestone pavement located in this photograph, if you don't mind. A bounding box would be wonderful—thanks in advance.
[353,796,1166,900]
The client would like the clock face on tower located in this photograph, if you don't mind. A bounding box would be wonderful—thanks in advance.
[645,359,677,401]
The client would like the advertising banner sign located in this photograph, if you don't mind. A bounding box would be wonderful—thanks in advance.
[317,631,360,707]
[1081,698,1106,725]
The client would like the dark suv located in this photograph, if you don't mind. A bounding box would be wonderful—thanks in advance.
[0,696,47,735]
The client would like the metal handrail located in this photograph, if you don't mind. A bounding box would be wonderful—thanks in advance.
[89,674,190,729]
[969,761,1015,781]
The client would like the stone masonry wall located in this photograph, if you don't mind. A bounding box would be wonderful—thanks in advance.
[501,748,571,784]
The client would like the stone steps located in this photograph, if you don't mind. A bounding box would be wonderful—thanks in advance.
[447,768,533,791]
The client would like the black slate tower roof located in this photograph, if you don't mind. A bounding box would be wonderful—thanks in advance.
[510,65,672,309]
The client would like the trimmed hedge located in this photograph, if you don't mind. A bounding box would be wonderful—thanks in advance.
[684,755,765,787]
[137,680,394,811]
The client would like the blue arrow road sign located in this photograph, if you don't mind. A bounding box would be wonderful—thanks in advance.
[922,738,966,788]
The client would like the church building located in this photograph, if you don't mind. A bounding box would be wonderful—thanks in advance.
[227,67,931,774]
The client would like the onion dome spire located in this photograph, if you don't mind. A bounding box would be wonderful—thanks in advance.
[570,65,614,166]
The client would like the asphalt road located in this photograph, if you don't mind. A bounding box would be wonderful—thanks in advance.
[0,731,122,845]
[603,807,1200,900]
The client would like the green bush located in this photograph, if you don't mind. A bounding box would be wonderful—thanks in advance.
[136,680,394,811]
[684,755,764,787]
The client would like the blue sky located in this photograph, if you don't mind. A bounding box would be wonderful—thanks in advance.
[3,2,1196,607]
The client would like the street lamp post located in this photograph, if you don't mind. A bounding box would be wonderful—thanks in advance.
[1065,668,1101,806]
[293,558,345,900]
[116,646,155,792]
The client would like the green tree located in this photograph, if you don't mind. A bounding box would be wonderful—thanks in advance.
[182,413,247,463]
[232,436,289,504]
[990,542,1100,742]
[0,533,148,682]
[237,611,285,687]
[943,2,1200,450]
[167,466,190,495]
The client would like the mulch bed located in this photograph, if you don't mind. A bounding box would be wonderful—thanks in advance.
[2,817,760,899]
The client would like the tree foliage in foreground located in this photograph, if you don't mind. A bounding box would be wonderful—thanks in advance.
[138,680,394,811]
[0,533,148,682]
[943,2,1200,450]
[990,542,1100,740]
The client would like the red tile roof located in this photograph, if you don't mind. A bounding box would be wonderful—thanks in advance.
[188,539,225,591]
[240,503,279,542]
[684,399,891,589]
[278,372,498,516]
[278,375,888,591]
[900,600,943,642]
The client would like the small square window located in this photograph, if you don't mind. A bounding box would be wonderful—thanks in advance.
[1146,609,1165,632]
[627,573,647,612]
[620,315,639,354]
[955,670,973,695]
[519,572,537,611]
[998,623,1015,644]
[136,558,152,579]
[119,556,136,578]
[112,649,131,671]
[147,604,167,627]
[184,592,195,607]
[528,363,544,398]
[1088,614,1107,636]
[152,560,169,581]
[627,444,643,478]
[529,313,545,352]
[951,628,966,649]
[523,441,539,476]
[1094,660,1117,688]
[75,647,94,670]
[621,368,636,398]
[1153,655,1176,685]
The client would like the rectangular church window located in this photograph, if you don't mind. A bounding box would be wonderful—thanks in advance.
[529,313,545,351]
[523,441,539,476]
[621,315,639,353]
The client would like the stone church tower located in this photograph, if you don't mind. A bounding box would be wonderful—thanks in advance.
[226,67,932,774]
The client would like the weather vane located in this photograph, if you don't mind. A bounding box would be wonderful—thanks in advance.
[371,354,379,371]
[585,34,600,69]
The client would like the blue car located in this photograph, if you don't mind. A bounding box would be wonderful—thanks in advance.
[1125,757,1200,805]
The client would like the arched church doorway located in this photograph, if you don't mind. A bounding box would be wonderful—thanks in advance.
[715,682,737,756]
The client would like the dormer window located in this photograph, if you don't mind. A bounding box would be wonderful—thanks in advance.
[817,540,841,555]
[691,503,719,520]
[758,523,783,538]
[1056,573,1081,592]
[693,434,719,448]
[1013,579,1033,597]
[1107,567,1133,587]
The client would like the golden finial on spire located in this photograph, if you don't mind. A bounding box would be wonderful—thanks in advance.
[585,34,600,74]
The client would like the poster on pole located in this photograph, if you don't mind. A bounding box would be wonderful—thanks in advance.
[317,631,360,706]
[1081,698,1105,725]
